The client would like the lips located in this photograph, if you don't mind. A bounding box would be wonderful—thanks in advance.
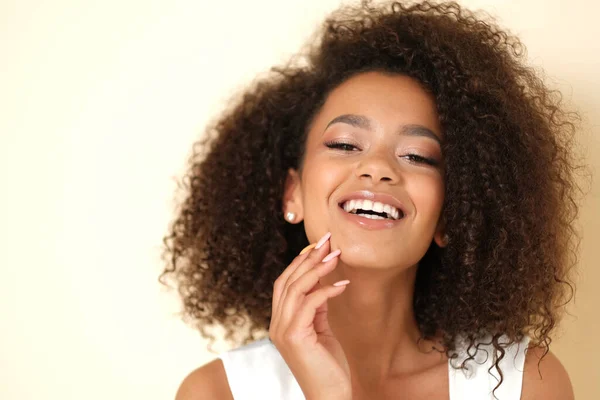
[337,190,407,218]
[337,200,406,230]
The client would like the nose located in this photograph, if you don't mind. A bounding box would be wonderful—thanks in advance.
[354,147,400,184]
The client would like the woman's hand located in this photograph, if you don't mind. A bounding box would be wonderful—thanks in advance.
[269,231,352,400]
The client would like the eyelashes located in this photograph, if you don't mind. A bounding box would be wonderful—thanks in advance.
[324,140,439,166]
[325,141,358,152]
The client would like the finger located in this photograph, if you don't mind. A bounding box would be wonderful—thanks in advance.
[277,240,332,330]
[273,250,309,310]
[272,233,331,333]
[271,245,319,338]
[286,232,331,285]
[286,238,331,291]
[279,249,341,331]
[288,280,349,337]
[272,246,313,323]
[299,243,317,255]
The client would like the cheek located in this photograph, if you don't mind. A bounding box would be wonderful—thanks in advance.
[409,175,445,214]
[303,158,347,197]
[300,160,347,235]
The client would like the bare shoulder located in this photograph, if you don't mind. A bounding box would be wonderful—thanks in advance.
[175,358,234,400]
[520,345,574,400]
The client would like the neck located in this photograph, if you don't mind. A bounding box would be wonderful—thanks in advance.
[322,261,445,386]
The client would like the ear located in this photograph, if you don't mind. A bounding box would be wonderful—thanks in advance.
[283,168,304,223]
[433,213,448,248]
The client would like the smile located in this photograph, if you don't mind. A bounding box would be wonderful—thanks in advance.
[340,199,404,220]
[337,202,406,230]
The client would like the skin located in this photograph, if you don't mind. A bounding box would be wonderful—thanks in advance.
[174,71,574,400]
[282,71,450,397]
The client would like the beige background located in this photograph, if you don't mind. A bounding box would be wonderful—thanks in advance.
[1,0,597,399]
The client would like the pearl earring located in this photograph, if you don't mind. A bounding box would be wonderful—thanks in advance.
[285,212,295,222]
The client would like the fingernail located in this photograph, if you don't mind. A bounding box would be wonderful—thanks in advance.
[333,279,350,287]
[322,249,341,263]
[299,243,316,255]
[315,232,332,249]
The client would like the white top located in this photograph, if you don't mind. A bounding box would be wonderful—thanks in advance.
[217,335,530,399]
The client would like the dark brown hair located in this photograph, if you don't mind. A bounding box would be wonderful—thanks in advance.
[160,0,590,396]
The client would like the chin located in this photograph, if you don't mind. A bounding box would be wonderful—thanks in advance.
[337,245,421,271]
[338,250,390,269]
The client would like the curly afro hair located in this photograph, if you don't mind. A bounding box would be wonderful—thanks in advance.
[160,0,590,395]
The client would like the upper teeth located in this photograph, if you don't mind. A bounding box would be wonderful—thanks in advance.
[342,199,402,220]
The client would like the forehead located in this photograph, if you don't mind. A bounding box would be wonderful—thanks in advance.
[312,71,441,135]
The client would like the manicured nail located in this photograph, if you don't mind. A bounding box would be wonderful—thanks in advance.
[322,249,341,263]
[333,280,350,287]
[315,232,332,249]
[299,243,316,255]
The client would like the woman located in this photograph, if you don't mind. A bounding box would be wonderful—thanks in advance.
[162,1,585,398]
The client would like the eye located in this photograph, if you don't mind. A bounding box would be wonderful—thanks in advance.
[325,140,438,166]
[324,141,359,152]
[404,154,438,166]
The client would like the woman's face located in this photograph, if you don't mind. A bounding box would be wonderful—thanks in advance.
[285,71,446,270]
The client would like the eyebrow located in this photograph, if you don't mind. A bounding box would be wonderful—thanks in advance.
[323,114,442,146]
